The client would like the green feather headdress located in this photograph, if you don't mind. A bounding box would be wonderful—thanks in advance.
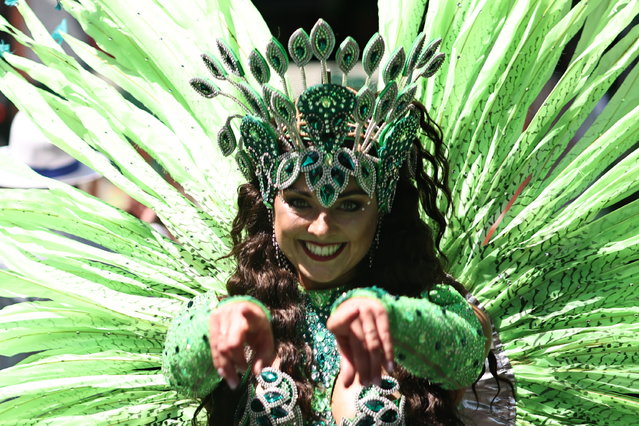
[189,19,445,211]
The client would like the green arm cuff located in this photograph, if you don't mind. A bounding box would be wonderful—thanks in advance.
[331,285,486,390]
[162,293,270,397]
[217,295,272,322]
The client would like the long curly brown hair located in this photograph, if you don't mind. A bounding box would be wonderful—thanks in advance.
[205,106,468,425]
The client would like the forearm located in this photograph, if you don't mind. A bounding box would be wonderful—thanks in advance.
[162,292,271,397]
[162,291,221,398]
[333,285,487,389]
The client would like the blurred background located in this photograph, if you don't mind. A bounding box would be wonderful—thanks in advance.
[0,0,379,146]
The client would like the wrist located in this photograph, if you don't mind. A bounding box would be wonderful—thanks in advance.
[217,295,272,322]
[330,286,390,314]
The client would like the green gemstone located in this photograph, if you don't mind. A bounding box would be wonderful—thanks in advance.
[251,398,265,412]
[355,417,375,426]
[381,409,399,422]
[381,378,395,390]
[321,96,332,108]
[270,406,288,418]
[318,38,327,50]
[309,167,323,186]
[285,160,295,174]
[331,168,345,187]
[337,152,355,170]
[364,399,385,412]
[264,391,283,403]
[261,370,278,383]
[295,46,305,57]
[319,184,336,205]
[256,416,270,426]
[194,82,210,94]
[302,151,319,168]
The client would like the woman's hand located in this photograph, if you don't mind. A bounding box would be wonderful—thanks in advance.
[209,301,275,390]
[327,297,394,388]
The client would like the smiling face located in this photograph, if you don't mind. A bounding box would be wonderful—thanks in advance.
[273,176,378,290]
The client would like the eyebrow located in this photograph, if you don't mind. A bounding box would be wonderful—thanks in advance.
[283,188,368,199]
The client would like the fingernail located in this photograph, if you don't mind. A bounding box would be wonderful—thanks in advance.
[385,360,394,373]
[217,368,225,377]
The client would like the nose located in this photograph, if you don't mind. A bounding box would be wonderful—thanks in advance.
[307,211,332,238]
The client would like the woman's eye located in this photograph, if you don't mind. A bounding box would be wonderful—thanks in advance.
[285,197,310,209]
[337,200,361,212]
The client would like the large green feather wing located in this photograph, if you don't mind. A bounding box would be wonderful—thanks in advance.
[380,0,639,423]
[0,0,273,423]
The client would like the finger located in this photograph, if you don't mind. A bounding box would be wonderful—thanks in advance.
[374,307,394,372]
[250,329,275,375]
[340,353,356,388]
[213,311,232,372]
[209,312,221,370]
[360,308,383,385]
[336,334,356,387]
[226,315,250,370]
[327,307,359,333]
[349,318,371,386]
[212,315,237,388]
[216,315,246,390]
[244,308,275,375]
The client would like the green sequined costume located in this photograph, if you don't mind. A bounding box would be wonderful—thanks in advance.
[163,286,485,423]
[0,0,638,424]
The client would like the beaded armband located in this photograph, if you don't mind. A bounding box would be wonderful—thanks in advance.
[236,367,303,425]
[344,375,406,426]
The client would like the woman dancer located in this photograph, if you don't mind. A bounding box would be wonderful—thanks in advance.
[163,93,492,423]
[0,1,637,424]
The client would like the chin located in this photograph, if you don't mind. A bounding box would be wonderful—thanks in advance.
[298,267,344,287]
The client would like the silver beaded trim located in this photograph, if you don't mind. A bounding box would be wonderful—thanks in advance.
[239,367,303,425]
[341,376,406,426]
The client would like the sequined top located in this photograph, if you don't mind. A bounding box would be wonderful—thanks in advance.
[162,284,486,424]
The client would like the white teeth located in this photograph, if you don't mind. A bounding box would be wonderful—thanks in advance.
[304,242,342,257]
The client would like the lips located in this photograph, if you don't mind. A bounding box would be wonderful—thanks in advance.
[301,241,346,261]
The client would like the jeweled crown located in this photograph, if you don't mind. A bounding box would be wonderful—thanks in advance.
[190,19,444,212]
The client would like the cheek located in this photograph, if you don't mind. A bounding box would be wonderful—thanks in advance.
[347,211,378,253]
[275,217,301,243]
[273,201,303,246]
